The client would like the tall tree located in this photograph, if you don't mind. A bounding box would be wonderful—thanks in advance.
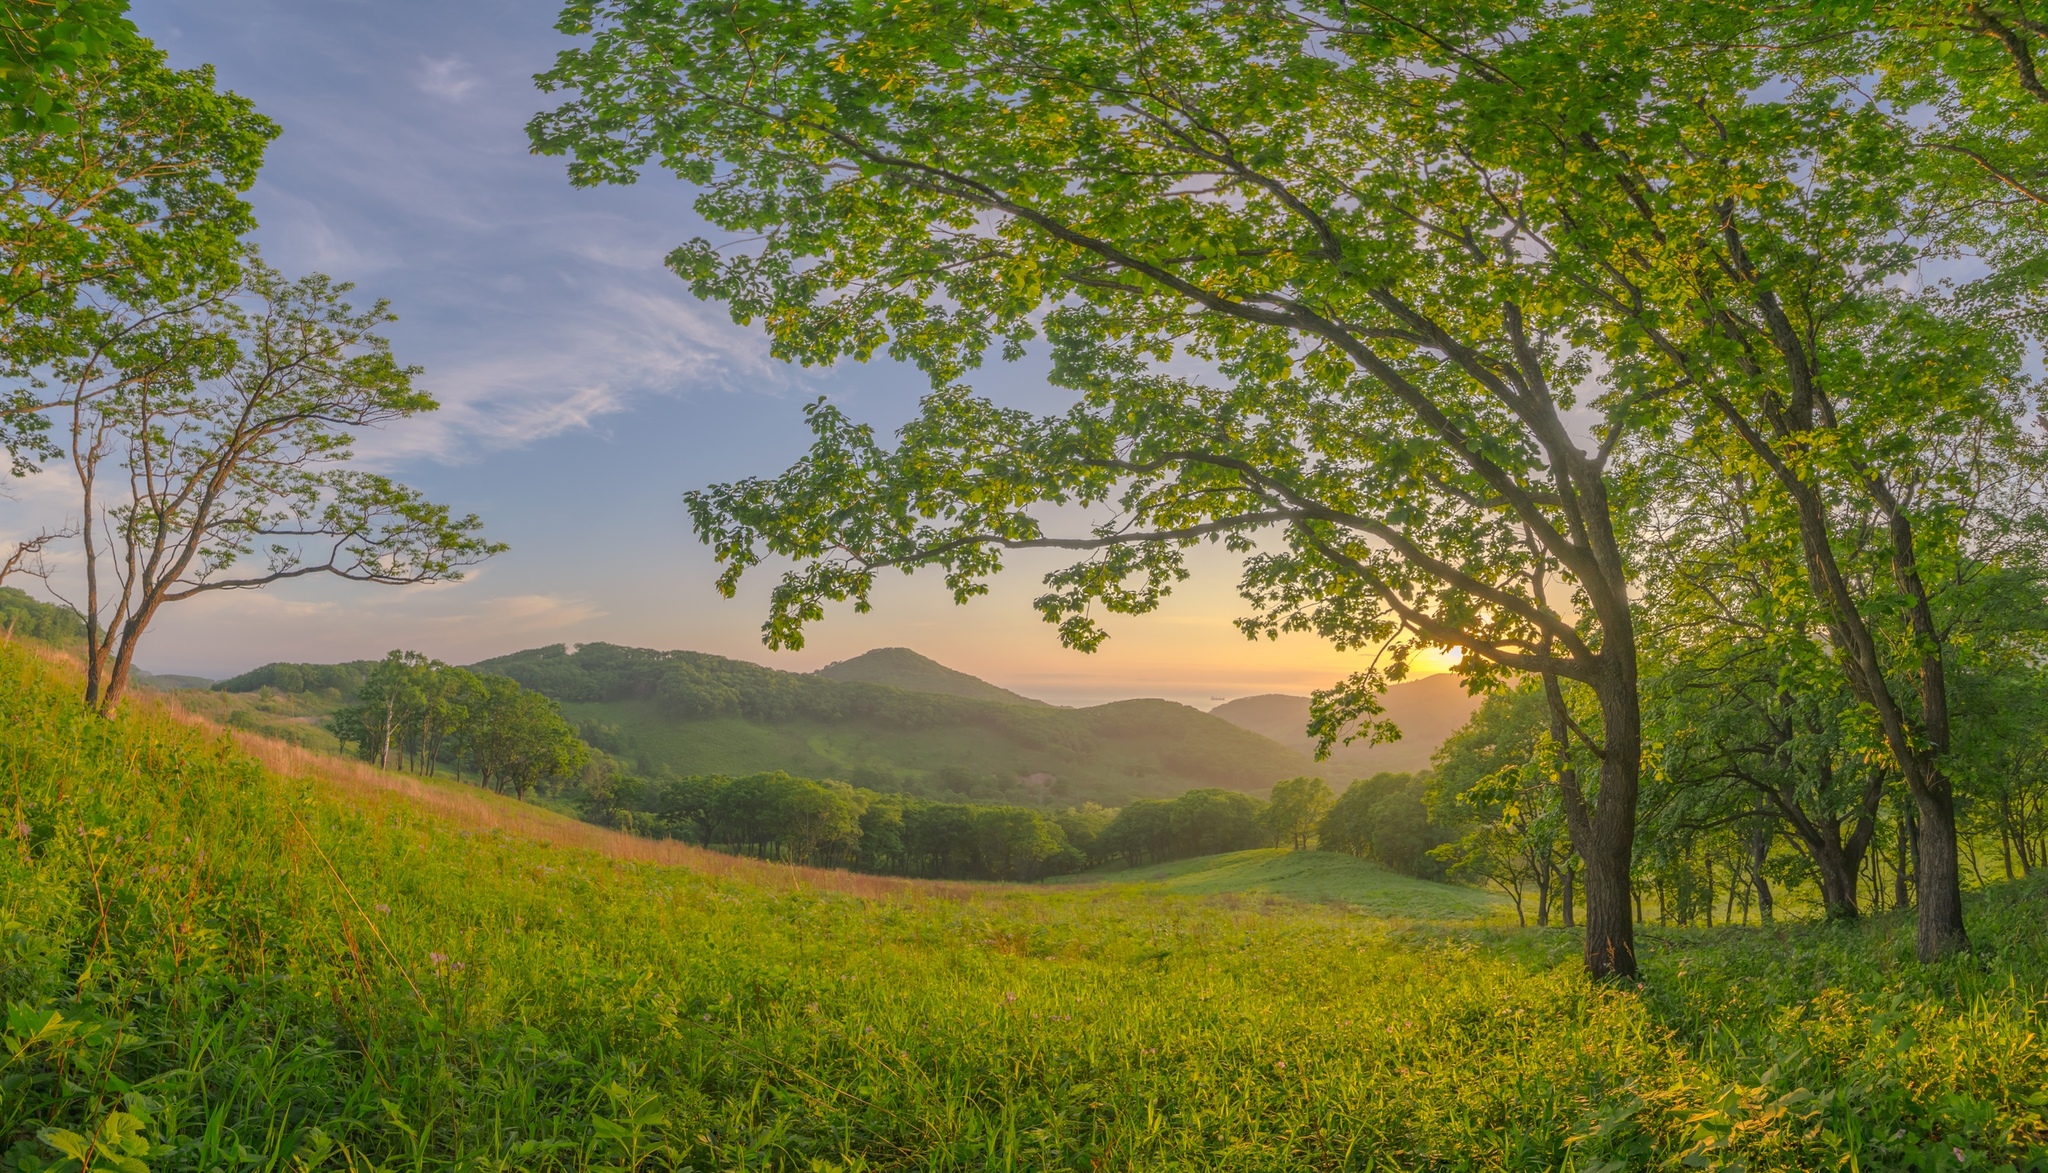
[1,19,273,472]
[536,0,1678,978]
[61,260,503,713]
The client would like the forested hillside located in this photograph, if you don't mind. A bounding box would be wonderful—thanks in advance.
[815,646,1051,705]
[474,642,1313,803]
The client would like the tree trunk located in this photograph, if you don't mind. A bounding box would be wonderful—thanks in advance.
[1550,671,1640,978]
[1894,813,1912,911]
[1561,863,1576,929]
[1811,835,1861,921]
[1703,853,1715,928]
[1750,823,1774,926]
[1910,784,1968,960]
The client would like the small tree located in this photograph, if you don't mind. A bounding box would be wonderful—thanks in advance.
[453,674,588,800]
[1263,776,1333,852]
[61,260,503,713]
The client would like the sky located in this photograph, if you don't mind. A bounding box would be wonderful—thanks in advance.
[3,0,1449,708]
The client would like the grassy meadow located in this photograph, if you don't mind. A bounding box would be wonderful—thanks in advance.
[5,637,2048,1172]
[1047,850,1506,922]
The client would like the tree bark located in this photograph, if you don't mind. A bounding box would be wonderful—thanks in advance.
[1895,813,1913,910]
[1750,821,1774,926]
[1561,863,1576,929]
[1549,669,1640,977]
[1912,789,1968,959]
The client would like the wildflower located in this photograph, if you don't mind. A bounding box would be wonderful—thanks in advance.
[1003,991,1018,1004]
[13,822,25,838]
[375,903,390,915]
[429,952,448,966]
[452,961,465,972]
[862,1025,874,1035]
[1955,1149,1966,1164]
[805,1002,821,1015]
[1274,1060,1286,1070]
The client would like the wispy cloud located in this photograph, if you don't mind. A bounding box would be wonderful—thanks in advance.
[415,55,482,101]
[359,284,791,463]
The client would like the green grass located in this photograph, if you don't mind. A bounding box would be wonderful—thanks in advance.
[5,639,2048,1171]
[161,685,347,755]
[1046,849,1507,921]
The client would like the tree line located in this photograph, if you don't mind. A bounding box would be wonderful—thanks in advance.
[328,651,586,799]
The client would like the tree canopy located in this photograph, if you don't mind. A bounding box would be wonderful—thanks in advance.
[533,0,2048,977]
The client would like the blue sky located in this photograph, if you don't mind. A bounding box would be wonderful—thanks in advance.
[4,0,1441,706]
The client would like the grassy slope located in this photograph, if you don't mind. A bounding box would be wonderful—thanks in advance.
[1047,849,1505,921]
[5,639,2047,1172]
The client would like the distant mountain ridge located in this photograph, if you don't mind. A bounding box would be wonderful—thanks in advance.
[202,642,1470,802]
[471,642,1313,804]
[1209,675,1482,776]
[815,647,1051,706]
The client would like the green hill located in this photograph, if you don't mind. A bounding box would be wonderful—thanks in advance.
[213,659,378,696]
[1048,848,1505,921]
[6,636,2048,1171]
[814,645,1050,705]
[1209,675,1482,775]
[475,642,1314,804]
[0,585,82,645]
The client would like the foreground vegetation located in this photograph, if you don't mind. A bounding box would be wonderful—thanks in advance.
[6,641,2048,1171]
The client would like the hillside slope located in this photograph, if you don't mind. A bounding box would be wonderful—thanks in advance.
[1211,674,1482,775]
[477,642,1313,803]
[6,637,2047,1171]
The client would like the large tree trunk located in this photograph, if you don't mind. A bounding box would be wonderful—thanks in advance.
[1806,824,1864,920]
[1576,678,1640,978]
[1909,782,1968,959]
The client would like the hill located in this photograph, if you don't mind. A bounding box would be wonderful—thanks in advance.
[474,642,1314,804]
[1049,848,1504,920]
[1211,674,1483,775]
[814,645,1051,706]
[5,637,2046,1171]
[0,585,82,644]
[213,659,378,696]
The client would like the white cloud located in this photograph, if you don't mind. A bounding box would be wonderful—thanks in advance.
[415,55,481,101]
